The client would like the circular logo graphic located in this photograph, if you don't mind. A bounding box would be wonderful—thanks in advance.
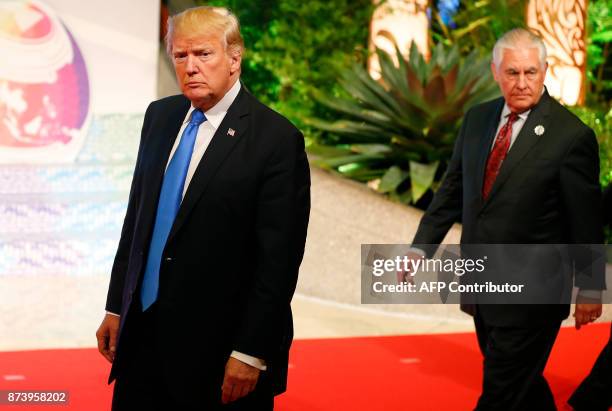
[0,0,90,163]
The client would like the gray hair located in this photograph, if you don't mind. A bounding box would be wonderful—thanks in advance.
[492,28,547,69]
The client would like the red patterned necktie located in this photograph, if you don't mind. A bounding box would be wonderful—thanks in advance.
[482,112,519,199]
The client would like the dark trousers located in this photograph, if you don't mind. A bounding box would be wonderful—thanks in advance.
[474,310,561,411]
[111,303,274,411]
[568,323,612,411]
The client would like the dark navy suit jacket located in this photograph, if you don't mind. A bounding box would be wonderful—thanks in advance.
[105,86,311,401]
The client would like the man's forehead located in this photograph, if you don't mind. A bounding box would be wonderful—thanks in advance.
[172,33,222,50]
[500,46,540,65]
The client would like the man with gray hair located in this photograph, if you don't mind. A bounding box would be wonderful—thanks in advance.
[95,6,310,410]
[409,28,604,410]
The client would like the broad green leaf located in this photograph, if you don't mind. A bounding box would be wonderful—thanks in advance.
[410,160,439,202]
[379,166,408,193]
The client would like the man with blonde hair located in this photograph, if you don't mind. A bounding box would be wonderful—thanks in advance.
[96,6,310,410]
[410,28,604,410]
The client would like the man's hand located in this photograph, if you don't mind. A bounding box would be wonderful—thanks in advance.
[96,314,120,363]
[221,357,260,404]
[573,303,602,330]
[397,249,424,284]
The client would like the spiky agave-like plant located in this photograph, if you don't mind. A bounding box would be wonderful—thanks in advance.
[308,42,499,204]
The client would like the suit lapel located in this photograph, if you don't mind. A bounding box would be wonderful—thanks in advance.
[167,87,251,244]
[475,98,505,200]
[484,92,551,203]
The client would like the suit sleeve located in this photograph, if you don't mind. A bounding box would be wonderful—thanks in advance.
[560,128,605,290]
[412,110,467,255]
[233,129,310,360]
[104,103,154,314]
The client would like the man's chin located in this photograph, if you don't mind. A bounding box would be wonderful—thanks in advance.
[508,98,536,112]
[184,92,213,106]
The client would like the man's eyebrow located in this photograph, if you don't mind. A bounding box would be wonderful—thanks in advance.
[504,66,538,72]
[173,46,213,54]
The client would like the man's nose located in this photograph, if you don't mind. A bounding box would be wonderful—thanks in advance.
[185,55,198,74]
[517,72,527,88]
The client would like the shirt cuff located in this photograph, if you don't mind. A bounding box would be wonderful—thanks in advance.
[408,247,426,257]
[577,289,603,300]
[230,351,267,371]
[106,311,120,317]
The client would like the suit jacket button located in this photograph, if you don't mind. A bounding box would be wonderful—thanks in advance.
[165,257,173,262]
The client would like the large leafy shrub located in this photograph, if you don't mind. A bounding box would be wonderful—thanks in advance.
[308,43,499,205]
[204,0,375,133]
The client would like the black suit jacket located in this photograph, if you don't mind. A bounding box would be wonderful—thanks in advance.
[413,91,604,326]
[105,86,310,399]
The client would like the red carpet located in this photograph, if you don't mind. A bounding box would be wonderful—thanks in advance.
[0,324,609,410]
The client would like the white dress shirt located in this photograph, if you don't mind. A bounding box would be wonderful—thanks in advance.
[167,80,241,198]
[108,80,268,370]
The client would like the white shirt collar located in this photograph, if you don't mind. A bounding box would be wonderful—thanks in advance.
[183,80,241,129]
[501,104,530,121]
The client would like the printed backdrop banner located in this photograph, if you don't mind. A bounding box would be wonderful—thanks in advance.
[0,0,159,276]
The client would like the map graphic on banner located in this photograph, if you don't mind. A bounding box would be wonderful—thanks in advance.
[0,0,90,163]
[0,0,159,277]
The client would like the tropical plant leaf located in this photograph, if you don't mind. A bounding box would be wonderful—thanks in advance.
[307,142,352,157]
[314,153,385,169]
[410,160,440,203]
[378,166,408,193]
[452,16,492,39]
[423,69,448,109]
[350,144,393,154]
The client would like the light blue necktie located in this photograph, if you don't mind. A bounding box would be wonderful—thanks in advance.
[140,109,207,311]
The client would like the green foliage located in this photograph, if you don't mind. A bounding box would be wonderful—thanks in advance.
[195,0,611,215]
[570,106,612,187]
[586,0,612,105]
[570,106,611,245]
[204,0,279,99]
[308,43,499,204]
[202,0,375,134]
[430,0,528,56]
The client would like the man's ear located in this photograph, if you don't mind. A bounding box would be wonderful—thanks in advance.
[491,62,499,83]
[229,52,242,75]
